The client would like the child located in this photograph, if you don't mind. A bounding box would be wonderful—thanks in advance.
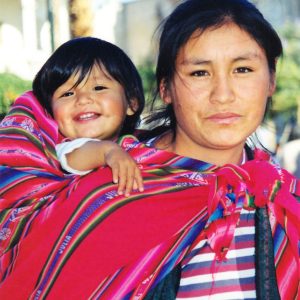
[32,37,145,196]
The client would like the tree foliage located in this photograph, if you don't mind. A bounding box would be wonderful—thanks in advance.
[272,23,300,116]
[0,73,31,117]
[137,60,165,113]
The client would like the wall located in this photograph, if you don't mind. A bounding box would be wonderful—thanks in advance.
[0,0,70,80]
[0,0,299,80]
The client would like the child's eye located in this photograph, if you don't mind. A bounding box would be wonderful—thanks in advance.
[234,67,253,73]
[191,70,209,77]
[60,91,74,98]
[94,85,107,91]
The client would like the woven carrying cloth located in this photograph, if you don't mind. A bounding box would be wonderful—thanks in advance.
[0,92,299,299]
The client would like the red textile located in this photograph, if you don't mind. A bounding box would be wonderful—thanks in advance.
[0,92,299,299]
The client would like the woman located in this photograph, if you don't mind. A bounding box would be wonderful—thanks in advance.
[0,0,299,299]
[141,0,300,298]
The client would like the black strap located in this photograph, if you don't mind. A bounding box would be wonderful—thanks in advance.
[255,207,281,299]
[143,263,181,300]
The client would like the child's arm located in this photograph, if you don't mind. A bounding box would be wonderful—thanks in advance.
[56,139,144,196]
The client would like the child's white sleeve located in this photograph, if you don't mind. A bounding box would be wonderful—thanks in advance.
[56,138,100,175]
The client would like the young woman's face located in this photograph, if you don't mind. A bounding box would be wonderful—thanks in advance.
[161,23,276,159]
[52,64,133,140]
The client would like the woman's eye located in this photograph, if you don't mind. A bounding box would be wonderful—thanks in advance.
[235,67,252,73]
[191,70,209,77]
[94,85,107,91]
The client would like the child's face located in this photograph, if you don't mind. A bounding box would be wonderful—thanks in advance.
[52,64,132,140]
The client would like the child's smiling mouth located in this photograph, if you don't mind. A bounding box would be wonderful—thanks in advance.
[75,112,101,121]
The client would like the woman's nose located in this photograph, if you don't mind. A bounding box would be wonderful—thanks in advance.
[210,74,234,104]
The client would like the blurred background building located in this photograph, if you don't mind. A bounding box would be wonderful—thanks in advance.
[0,0,177,79]
[0,0,299,80]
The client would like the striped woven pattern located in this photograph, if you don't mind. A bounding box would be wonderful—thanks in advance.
[0,92,299,299]
[177,209,256,299]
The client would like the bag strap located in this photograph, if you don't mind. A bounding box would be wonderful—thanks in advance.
[255,206,280,299]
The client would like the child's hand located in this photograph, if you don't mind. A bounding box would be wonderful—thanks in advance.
[104,146,144,197]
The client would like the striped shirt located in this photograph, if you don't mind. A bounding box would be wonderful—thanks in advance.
[177,209,256,299]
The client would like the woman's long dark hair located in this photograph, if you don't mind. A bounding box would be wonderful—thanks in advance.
[144,0,282,141]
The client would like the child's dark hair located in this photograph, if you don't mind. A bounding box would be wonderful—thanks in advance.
[32,37,145,135]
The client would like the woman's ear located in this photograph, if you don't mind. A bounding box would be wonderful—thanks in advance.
[159,79,172,104]
[268,72,276,97]
[126,98,139,116]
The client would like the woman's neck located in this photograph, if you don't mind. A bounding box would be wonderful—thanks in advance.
[155,131,246,166]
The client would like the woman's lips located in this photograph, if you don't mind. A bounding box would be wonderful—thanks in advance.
[207,112,241,124]
[75,112,100,122]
